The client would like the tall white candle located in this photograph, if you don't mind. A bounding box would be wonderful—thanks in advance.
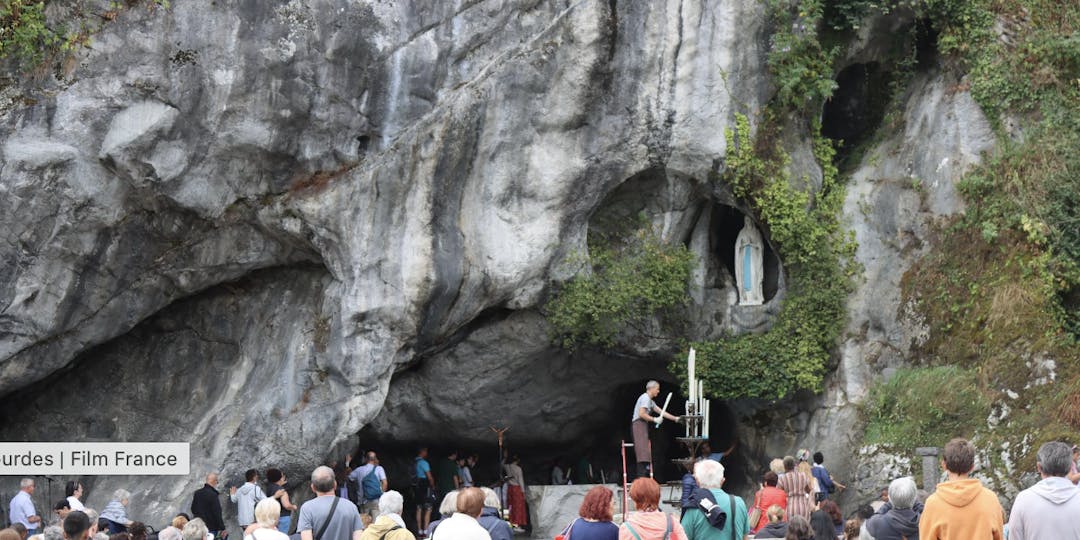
[685,400,691,437]
[688,349,696,403]
[699,399,708,440]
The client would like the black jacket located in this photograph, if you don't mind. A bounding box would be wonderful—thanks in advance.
[191,484,226,532]
[753,521,788,539]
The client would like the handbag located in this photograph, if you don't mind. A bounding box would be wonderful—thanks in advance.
[747,491,762,532]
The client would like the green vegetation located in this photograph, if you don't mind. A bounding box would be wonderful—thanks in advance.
[686,114,856,399]
[767,0,839,112]
[545,222,695,349]
[1,1,60,67]
[679,0,860,400]
[864,366,991,448]
[0,0,170,71]
[870,0,1080,471]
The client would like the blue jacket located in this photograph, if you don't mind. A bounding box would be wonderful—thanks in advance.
[811,464,834,493]
[478,506,512,540]
[681,473,697,508]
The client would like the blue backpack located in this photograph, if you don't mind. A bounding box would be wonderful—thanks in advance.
[362,467,382,500]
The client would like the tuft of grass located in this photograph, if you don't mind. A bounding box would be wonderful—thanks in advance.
[864,366,991,448]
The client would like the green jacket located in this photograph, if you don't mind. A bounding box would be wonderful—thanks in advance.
[680,488,749,540]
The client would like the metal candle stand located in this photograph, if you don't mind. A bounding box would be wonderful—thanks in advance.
[676,348,709,473]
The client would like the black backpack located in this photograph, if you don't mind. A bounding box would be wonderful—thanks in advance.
[345,474,360,504]
[686,487,733,531]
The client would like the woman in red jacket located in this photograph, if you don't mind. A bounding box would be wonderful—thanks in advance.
[750,471,788,533]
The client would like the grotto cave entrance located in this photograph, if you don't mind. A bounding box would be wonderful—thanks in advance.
[356,377,751,497]
[822,62,893,163]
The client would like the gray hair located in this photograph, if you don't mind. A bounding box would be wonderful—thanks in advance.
[645,380,659,390]
[20,478,35,489]
[480,487,500,510]
[378,490,404,515]
[82,509,98,524]
[310,466,335,493]
[112,489,130,502]
[438,490,459,517]
[43,527,63,540]
[888,477,917,510]
[157,528,182,540]
[254,498,281,528]
[1037,441,1073,477]
[694,459,725,489]
[93,533,109,540]
[181,519,207,540]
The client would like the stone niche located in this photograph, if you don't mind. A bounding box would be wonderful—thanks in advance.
[586,167,785,342]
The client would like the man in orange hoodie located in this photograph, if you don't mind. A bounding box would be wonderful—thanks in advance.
[919,438,1005,540]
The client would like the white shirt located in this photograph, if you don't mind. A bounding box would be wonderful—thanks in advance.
[244,528,289,540]
[431,513,491,540]
[67,496,86,511]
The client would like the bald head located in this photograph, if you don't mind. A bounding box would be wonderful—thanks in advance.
[205,473,218,487]
[311,466,336,494]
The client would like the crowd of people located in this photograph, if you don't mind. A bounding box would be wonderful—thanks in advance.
[7,436,1080,540]
[657,437,1080,540]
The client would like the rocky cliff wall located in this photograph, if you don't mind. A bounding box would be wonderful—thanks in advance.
[1,0,775,524]
[0,0,1024,526]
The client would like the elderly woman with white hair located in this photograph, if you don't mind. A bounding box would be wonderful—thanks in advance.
[99,490,133,534]
[424,491,457,537]
[358,491,413,540]
[861,477,921,540]
[242,498,289,540]
[181,519,209,540]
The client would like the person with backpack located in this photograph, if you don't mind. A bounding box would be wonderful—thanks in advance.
[619,478,687,540]
[231,470,268,530]
[414,448,436,538]
[680,460,749,540]
[348,453,388,518]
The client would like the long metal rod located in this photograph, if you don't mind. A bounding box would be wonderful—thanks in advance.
[620,439,630,521]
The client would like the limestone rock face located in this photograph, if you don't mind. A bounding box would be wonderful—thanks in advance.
[0,0,770,525]
[802,68,996,505]
[0,266,336,523]
[0,0,1004,525]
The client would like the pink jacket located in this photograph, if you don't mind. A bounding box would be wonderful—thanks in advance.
[618,511,687,540]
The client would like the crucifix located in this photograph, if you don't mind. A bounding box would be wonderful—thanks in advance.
[491,425,510,482]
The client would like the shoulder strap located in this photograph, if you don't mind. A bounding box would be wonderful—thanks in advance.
[314,496,340,540]
[728,495,736,540]
[664,513,672,540]
[378,526,402,540]
[561,517,578,539]
[624,522,644,540]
